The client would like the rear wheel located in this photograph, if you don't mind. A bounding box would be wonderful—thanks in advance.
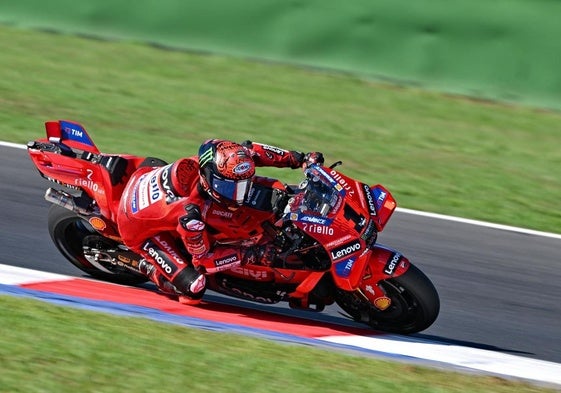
[47,205,147,285]
[335,264,439,334]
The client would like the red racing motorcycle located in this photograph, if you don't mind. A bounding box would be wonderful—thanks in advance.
[28,120,439,334]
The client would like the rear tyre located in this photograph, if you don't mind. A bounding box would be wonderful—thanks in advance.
[335,264,439,334]
[47,205,147,285]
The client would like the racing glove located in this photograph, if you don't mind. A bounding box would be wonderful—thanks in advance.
[178,204,209,258]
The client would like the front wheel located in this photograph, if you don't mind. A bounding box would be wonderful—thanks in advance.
[47,205,147,285]
[335,264,440,334]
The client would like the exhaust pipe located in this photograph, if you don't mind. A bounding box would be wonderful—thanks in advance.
[44,188,91,215]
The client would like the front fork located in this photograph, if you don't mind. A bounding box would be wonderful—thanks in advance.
[357,244,411,310]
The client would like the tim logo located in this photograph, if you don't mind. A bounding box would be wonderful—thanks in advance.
[70,128,83,137]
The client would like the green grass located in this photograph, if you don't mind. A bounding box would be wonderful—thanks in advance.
[1,25,560,234]
[0,296,555,393]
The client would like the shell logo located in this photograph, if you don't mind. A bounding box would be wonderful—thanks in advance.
[374,296,392,311]
[89,217,107,231]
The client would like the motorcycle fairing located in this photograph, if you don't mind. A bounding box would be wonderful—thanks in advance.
[370,184,396,231]
[286,165,404,292]
[29,121,148,222]
[357,245,411,309]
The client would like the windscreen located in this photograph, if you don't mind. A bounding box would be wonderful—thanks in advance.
[291,167,342,217]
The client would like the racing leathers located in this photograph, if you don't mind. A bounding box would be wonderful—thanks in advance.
[116,141,320,302]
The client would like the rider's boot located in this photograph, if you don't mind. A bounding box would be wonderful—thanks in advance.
[139,234,207,304]
[139,259,206,304]
[173,265,206,305]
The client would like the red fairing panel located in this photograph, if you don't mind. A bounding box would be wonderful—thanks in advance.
[367,245,411,279]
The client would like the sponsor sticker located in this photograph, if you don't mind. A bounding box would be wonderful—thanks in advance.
[88,217,106,231]
[214,253,239,268]
[75,169,101,193]
[160,165,177,202]
[148,173,162,203]
[233,162,252,175]
[330,170,355,197]
[373,187,387,210]
[261,144,285,156]
[362,184,377,216]
[374,296,392,310]
[141,240,178,276]
[138,174,150,210]
[59,120,95,147]
[325,234,353,248]
[229,266,272,280]
[117,255,131,264]
[315,166,337,185]
[330,240,362,261]
[334,257,356,278]
[384,253,402,275]
[298,214,332,226]
[154,235,185,265]
[211,209,234,218]
[131,182,140,213]
[303,223,335,236]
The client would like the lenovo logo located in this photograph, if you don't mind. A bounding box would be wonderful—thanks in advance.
[330,240,361,261]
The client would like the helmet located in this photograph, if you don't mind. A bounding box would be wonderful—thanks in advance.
[198,139,255,207]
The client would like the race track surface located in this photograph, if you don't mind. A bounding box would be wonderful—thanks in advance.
[2,144,560,363]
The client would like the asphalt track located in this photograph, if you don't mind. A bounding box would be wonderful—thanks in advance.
[2,143,560,365]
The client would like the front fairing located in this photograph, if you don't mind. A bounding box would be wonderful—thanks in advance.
[283,165,379,290]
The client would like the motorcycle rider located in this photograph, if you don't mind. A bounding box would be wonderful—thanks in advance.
[116,138,324,304]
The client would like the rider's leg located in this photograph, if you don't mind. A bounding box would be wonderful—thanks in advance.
[139,233,206,302]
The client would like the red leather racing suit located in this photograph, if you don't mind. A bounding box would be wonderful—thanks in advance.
[116,141,304,296]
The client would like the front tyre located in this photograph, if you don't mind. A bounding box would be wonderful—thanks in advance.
[47,205,147,285]
[336,264,439,334]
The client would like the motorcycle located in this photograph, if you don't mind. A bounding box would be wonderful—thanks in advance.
[27,120,439,334]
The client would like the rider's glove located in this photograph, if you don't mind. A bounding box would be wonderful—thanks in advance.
[302,152,325,168]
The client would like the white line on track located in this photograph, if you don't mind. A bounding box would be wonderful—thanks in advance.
[320,334,561,387]
[4,140,559,240]
[1,141,27,150]
[396,207,561,240]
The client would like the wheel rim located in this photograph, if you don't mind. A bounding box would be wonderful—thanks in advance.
[54,217,97,268]
[371,280,419,327]
[54,216,134,276]
[336,279,422,332]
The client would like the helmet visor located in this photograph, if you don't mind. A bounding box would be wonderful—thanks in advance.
[210,175,252,205]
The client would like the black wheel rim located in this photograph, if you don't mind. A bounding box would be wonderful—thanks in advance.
[336,279,422,332]
[54,217,97,268]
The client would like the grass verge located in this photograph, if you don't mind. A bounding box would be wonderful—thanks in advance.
[0,25,560,233]
[0,296,556,393]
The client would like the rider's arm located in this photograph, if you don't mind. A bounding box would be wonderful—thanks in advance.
[176,203,252,274]
[241,140,304,169]
[242,140,325,170]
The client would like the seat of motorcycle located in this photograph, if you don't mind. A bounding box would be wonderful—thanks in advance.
[99,155,129,186]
